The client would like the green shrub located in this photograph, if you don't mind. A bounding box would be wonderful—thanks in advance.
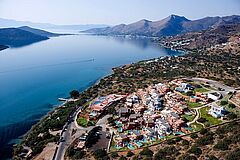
[182,140,189,146]
[190,133,198,139]
[228,103,236,108]
[111,152,119,158]
[188,145,202,156]
[77,117,88,127]
[214,140,229,150]
[93,149,108,160]
[127,151,134,157]
[139,147,153,157]
[225,148,240,160]
[220,101,228,106]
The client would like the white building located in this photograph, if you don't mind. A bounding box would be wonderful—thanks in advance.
[208,104,226,118]
[155,119,171,136]
[207,92,222,101]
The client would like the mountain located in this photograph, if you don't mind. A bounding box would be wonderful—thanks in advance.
[0,18,109,31]
[0,28,49,47]
[83,15,240,37]
[18,26,63,37]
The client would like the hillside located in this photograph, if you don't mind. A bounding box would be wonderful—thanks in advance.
[83,15,240,37]
[18,26,63,37]
[0,44,8,51]
[0,28,49,47]
[160,23,240,54]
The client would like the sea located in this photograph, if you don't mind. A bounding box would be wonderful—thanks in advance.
[0,32,183,159]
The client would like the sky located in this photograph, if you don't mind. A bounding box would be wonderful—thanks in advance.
[0,0,240,25]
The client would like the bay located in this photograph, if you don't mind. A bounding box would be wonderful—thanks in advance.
[0,34,183,158]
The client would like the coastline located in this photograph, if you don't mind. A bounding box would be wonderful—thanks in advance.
[12,52,176,159]
[13,36,240,159]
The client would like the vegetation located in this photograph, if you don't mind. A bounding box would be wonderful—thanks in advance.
[139,147,153,157]
[93,149,108,160]
[154,146,178,160]
[77,117,88,127]
[66,144,85,160]
[111,152,119,158]
[186,101,202,108]
[188,145,202,156]
[194,87,209,93]
[199,107,221,125]
[126,151,134,157]
[70,90,80,99]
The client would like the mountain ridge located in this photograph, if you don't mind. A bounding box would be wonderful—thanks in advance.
[83,15,240,37]
[0,18,109,31]
[18,26,66,37]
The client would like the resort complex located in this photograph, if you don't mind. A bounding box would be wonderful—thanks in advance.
[72,78,237,155]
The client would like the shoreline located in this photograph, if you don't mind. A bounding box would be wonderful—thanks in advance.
[12,49,181,159]
[12,33,240,159]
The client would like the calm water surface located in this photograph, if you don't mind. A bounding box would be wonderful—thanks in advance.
[0,34,183,158]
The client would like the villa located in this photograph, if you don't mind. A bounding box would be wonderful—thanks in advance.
[155,118,171,136]
[208,104,227,118]
[208,92,222,101]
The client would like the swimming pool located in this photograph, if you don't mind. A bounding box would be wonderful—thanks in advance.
[127,144,135,150]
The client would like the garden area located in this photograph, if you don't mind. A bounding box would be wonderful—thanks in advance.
[186,101,202,108]
[199,107,222,125]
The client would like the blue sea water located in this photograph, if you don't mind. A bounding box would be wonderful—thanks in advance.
[0,34,183,158]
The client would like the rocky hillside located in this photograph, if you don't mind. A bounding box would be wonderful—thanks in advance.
[160,23,240,54]
[84,15,240,37]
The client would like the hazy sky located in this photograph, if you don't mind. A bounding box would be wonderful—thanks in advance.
[0,0,240,25]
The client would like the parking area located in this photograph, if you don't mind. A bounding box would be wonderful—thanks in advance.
[88,130,110,151]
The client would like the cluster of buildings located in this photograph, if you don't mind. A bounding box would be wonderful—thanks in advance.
[76,79,230,151]
[112,82,193,150]
[79,94,125,121]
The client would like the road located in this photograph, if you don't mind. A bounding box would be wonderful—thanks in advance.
[54,106,84,160]
[191,77,236,97]
[54,107,110,160]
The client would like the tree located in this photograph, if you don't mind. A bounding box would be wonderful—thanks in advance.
[127,151,134,157]
[188,145,202,156]
[93,149,108,160]
[227,112,237,120]
[182,140,190,146]
[190,133,198,139]
[70,90,80,99]
[228,103,236,109]
[220,101,228,106]
[118,156,127,160]
[179,154,197,160]
[111,152,119,158]
[139,147,153,157]
[200,128,208,135]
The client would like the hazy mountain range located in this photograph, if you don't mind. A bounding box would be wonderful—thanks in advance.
[83,15,240,37]
[0,18,109,31]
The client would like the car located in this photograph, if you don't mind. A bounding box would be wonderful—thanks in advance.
[106,133,111,139]
[60,137,65,142]
[96,131,100,135]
